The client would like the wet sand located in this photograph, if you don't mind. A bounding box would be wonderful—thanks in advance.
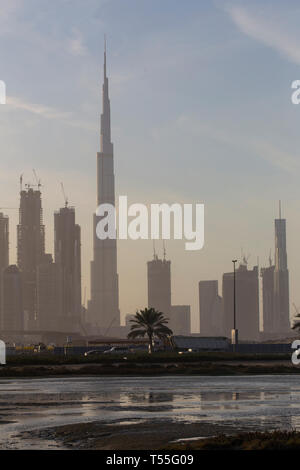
[21,420,246,450]
[0,375,299,449]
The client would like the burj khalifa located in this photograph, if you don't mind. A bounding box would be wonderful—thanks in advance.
[88,43,120,331]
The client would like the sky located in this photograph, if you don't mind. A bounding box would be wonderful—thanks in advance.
[1,0,300,331]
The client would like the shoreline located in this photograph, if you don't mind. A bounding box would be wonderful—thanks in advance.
[0,360,299,377]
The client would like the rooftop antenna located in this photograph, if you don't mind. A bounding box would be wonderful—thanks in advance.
[60,182,68,208]
[19,174,23,192]
[153,240,157,259]
[104,33,107,78]
[163,240,166,260]
[269,249,272,267]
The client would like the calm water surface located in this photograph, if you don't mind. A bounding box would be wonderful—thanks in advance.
[0,375,299,449]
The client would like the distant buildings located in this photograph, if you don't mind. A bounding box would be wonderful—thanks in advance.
[169,305,191,335]
[261,262,275,333]
[1,265,23,331]
[273,209,290,332]
[147,253,191,335]
[147,255,171,317]
[54,206,81,331]
[37,254,62,331]
[260,205,290,335]
[223,262,259,341]
[17,187,45,329]
[0,184,83,335]
[0,213,9,326]
[0,213,9,272]
[199,280,223,336]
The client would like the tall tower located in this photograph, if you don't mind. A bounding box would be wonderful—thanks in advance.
[17,187,45,328]
[147,255,171,316]
[222,262,259,340]
[0,213,9,273]
[199,280,224,336]
[2,265,23,331]
[0,213,9,327]
[54,206,81,330]
[88,42,120,330]
[273,202,290,332]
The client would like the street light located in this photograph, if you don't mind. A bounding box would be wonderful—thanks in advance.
[232,259,238,352]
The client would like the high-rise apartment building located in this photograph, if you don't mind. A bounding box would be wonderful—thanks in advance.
[0,213,9,326]
[223,262,259,340]
[17,187,45,328]
[261,263,275,333]
[1,265,23,331]
[273,205,290,332]
[199,280,224,336]
[37,254,63,331]
[147,255,171,316]
[54,206,81,330]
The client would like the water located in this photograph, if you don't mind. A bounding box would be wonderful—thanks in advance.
[0,375,300,448]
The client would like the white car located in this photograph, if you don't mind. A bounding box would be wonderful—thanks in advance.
[103,346,131,354]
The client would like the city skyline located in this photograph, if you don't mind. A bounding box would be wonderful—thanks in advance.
[1,0,300,331]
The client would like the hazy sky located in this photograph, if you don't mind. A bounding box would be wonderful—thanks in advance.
[1,0,300,331]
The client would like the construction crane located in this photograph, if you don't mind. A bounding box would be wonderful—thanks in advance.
[60,182,68,208]
[240,247,250,266]
[32,169,42,190]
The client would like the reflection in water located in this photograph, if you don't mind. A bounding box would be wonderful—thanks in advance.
[0,375,299,448]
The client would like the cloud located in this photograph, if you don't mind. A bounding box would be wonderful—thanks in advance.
[160,113,300,175]
[6,95,96,131]
[7,96,71,120]
[67,28,88,57]
[226,4,300,64]
[0,0,22,33]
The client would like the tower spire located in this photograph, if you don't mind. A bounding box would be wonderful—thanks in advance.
[104,34,107,79]
[100,36,113,155]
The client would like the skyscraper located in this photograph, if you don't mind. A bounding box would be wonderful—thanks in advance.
[147,255,171,316]
[147,253,191,334]
[261,260,275,333]
[0,213,9,324]
[37,254,63,331]
[223,262,259,340]
[169,305,191,335]
[17,187,45,328]
[88,44,120,329]
[199,280,224,336]
[54,205,81,330]
[1,265,23,331]
[273,203,290,332]
[0,213,9,273]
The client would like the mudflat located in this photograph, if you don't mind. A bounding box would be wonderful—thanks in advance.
[23,420,247,450]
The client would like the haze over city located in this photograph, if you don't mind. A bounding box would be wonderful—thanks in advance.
[1,0,300,331]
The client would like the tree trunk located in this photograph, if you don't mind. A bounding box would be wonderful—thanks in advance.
[148,333,153,354]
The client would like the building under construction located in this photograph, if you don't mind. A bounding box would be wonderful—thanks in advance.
[17,187,45,329]
[54,205,81,331]
[0,212,9,327]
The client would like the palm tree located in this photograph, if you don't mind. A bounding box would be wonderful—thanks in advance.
[128,307,173,354]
